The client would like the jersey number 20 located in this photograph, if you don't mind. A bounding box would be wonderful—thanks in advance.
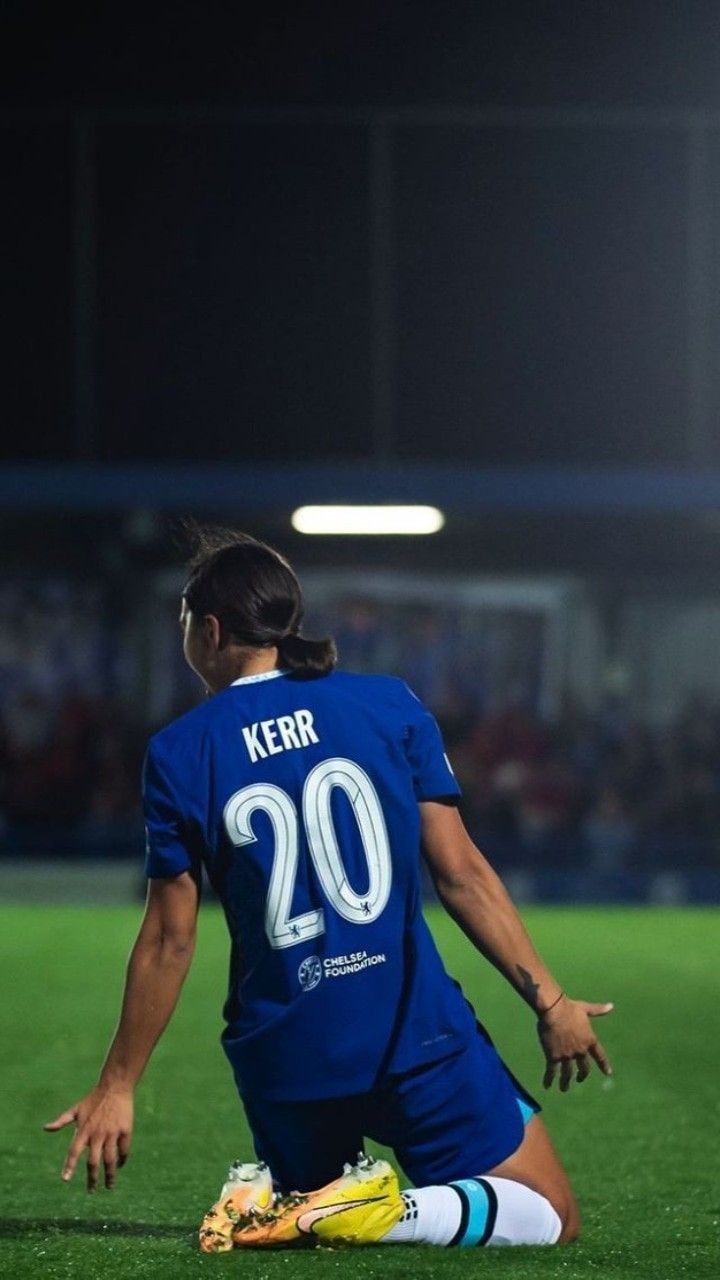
[223,757,392,949]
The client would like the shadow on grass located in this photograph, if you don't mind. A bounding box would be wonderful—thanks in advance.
[0,1219,194,1240]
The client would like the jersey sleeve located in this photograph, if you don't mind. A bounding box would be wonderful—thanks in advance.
[142,739,196,878]
[400,683,462,802]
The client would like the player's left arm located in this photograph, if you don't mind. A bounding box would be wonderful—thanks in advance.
[420,799,614,1091]
[44,868,200,1190]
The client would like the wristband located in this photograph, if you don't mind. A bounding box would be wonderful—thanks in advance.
[538,990,565,1017]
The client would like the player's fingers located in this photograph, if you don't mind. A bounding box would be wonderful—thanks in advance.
[103,1139,118,1190]
[589,1038,613,1076]
[86,1139,103,1193]
[575,1054,591,1083]
[44,1107,78,1132]
[584,1002,614,1017]
[62,1131,87,1182]
[559,1057,573,1092]
[543,1059,557,1089]
[117,1131,132,1168]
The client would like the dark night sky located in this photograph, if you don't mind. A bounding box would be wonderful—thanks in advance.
[4,3,720,109]
[3,3,720,468]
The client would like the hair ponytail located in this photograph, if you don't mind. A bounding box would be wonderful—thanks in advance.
[182,526,338,679]
[277,632,337,677]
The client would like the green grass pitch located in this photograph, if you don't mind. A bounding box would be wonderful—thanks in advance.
[1,903,717,1278]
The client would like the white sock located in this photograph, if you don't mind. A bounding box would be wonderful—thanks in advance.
[382,1176,562,1247]
[384,1186,464,1245]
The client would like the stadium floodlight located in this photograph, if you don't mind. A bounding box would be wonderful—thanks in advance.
[291,505,445,535]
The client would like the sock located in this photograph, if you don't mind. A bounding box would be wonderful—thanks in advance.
[382,1176,562,1247]
[383,1187,464,1245]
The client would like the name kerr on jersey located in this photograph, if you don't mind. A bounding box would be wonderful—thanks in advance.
[242,709,319,762]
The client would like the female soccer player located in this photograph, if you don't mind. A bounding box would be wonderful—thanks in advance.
[46,530,613,1251]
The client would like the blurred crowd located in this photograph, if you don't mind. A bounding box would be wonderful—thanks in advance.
[2,683,720,870]
[0,689,146,853]
[443,694,720,870]
[2,581,720,868]
[0,579,143,854]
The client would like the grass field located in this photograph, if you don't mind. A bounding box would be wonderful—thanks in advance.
[1,903,717,1279]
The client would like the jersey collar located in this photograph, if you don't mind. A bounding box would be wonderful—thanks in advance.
[230,669,288,687]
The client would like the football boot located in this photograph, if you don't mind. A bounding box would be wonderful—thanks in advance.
[232,1153,403,1247]
[199,1159,274,1253]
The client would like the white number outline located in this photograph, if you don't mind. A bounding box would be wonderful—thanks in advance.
[224,782,324,949]
[223,757,392,949]
[303,758,392,925]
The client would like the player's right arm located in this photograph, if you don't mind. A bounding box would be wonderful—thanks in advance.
[420,799,613,1091]
[44,868,199,1191]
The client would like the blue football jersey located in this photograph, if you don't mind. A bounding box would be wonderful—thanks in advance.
[143,669,478,1101]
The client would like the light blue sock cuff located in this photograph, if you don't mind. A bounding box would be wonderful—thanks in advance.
[448,1177,491,1247]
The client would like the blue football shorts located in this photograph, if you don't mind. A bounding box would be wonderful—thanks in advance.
[240,1021,540,1192]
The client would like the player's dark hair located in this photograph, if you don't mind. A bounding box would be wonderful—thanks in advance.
[182,525,337,678]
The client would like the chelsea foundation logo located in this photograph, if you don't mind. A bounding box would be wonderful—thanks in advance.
[298,955,322,992]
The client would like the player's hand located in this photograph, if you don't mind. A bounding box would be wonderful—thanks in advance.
[537,997,614,1092]
[44,1086,134,1191]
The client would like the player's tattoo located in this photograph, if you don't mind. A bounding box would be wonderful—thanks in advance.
[516,965,541,1009]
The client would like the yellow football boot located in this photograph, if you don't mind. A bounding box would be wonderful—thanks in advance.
[232,1154,403,1248]
[199,1160,274,1253]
